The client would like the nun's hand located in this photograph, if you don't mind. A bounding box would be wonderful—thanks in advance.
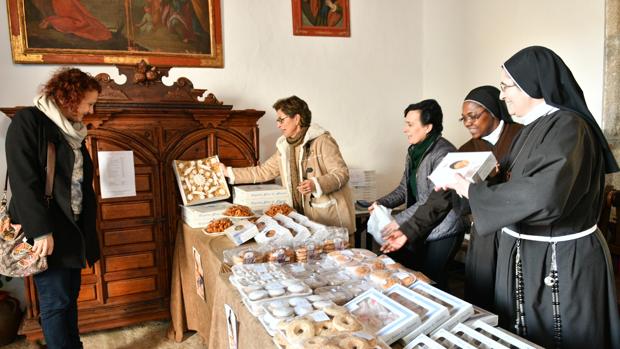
[380,220,399,238]
[380,230,407,253]
[434,173,470,199]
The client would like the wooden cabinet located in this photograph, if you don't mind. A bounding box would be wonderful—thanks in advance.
[1,64,264,340]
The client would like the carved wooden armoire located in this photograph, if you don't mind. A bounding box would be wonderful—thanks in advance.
[1,64,263,340]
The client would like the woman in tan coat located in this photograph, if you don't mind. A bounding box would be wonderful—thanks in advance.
[221,96,356,243]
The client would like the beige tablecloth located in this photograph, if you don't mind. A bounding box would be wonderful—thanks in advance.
[207,273,277,349]
[167,223,236,343]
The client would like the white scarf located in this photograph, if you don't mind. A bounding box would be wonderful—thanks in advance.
[33,93,87,149]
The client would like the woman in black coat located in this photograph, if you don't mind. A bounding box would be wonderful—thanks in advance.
[6,67,101,349]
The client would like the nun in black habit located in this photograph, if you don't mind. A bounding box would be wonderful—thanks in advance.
[443,46,620,349]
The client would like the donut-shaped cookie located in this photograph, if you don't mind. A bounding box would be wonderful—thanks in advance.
[285,318,316,342]
[302,336,330,349]
[323,305,347,317]
[332,314,363,332]
[314,320,333,336]
[339,335,371,349]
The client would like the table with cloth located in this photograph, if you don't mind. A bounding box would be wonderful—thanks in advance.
[167,222,428,348]
[167,223,236,343]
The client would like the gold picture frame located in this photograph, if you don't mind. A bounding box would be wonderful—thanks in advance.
[7,0,223,67]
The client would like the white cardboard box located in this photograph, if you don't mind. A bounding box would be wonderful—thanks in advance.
[409,281,474,334]
[428,151,497,187]
[431,328,477,349]
[469,320,544,349]
[233,184,290,210]
[223,220,259,246]
[345,288,420,345]
[402,334,446,349]
[384,284,450,344]
[450,323,510,348]
[463,305,499,327]
[181,201,233,228]
[173,156,230,206]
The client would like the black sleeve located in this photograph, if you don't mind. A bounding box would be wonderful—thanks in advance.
[6,109,52,239]
[399,189,453,244]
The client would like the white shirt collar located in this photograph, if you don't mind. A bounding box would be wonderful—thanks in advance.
[482,120,504,145]
[516,102,559,125]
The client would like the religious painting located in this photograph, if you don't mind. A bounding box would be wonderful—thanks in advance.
[7,0,223,67]
[291,0,350,37]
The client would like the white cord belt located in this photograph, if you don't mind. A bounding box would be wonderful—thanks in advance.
[501,224,597,242]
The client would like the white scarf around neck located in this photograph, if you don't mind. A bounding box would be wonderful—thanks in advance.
[34,93,87,149]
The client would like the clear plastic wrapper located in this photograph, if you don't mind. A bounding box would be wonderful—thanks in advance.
[287,211,309,224]
[259,295,337,335]
[223,245,267,266]
[255,223,293,244]
[239,278,313,316]
[314,280,372,305]
[265,239,296,264]
[345,288,421,345]
[292,237,323,263]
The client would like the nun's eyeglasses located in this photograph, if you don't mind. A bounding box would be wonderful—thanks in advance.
[499,81,517,92]
[459,110,486,123]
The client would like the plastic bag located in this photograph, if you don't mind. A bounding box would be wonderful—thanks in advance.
[367,205,392,245]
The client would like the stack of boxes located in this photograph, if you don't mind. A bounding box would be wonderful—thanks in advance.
[349,168,377,202]
[181,202,232,228]
[232,184,290,212]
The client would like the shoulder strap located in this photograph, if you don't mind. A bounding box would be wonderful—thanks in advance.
[44,142,56,207]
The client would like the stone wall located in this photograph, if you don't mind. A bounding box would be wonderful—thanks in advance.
[605,0,620,186]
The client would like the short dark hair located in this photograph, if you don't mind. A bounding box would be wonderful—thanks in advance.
[404,99,443,133]
[41,67,101,114]
[272,95,312,127]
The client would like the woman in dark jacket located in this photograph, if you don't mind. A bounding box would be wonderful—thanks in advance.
[372,99,465,288]
[381,87,522,303]
[6,68,101,349]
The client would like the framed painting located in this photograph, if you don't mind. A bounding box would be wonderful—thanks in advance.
[291,0,350,37]
[7,0,223,67]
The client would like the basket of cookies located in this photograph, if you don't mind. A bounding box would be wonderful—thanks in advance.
[172,156,230,206]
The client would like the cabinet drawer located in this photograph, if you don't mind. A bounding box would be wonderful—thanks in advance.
[105,252,155,272]
[103,226,154,246]
[106,277,157,297]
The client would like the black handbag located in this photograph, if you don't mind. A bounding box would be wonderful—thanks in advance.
[0,142,56,277]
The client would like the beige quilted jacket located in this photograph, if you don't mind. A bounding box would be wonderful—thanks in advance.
[230,124,356,241]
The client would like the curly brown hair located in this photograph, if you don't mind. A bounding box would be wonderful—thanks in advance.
[41,67,102,114]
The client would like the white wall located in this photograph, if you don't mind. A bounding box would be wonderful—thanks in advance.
[422,0,605,148]
[0,0,606,302]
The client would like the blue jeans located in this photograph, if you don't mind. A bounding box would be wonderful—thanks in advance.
[33,267,83,349]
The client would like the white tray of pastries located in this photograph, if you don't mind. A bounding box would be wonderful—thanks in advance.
[344,288,420,345]
[173,156,230,206]
[384,284,450,344]
[410,281,474,334]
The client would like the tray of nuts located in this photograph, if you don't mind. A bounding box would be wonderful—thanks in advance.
[202,218,233,236]
[173,156,230,206]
